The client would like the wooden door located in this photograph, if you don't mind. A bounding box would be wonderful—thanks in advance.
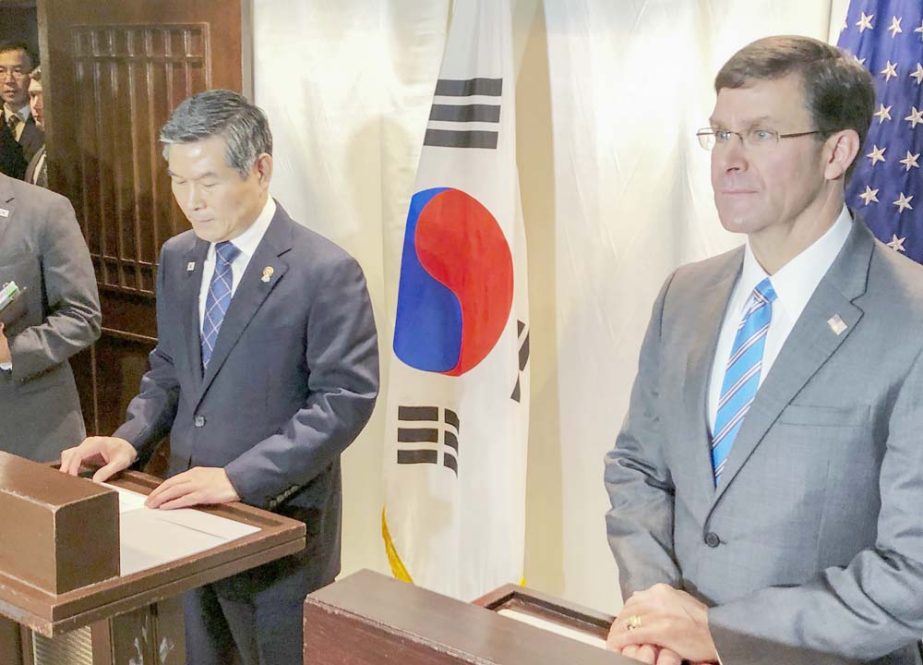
[39,0,247,458]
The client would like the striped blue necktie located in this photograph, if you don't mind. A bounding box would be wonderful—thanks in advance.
[201,241,240,369]
[711,277,777,484]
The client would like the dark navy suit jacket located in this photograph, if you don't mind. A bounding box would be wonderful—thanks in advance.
[115,201,379,592]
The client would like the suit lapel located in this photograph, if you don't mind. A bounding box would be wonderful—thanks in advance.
[710,222,872,508]
[180,238,209,396]
[0,177,17,249]
[196,209,292,406]
[683,252,742,509]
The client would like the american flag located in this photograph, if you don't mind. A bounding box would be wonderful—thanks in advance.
[838,1,923,263]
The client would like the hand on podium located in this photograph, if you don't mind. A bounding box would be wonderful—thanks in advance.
[60,436,138,482]
[144,466,240,510]
[607,583,718,665]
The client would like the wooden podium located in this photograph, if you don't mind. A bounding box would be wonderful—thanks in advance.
[304,570,636,664]
[0,453,305,665]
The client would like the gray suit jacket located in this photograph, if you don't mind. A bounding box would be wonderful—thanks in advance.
[605,220,923,664]
[0,174,101,461]
[114,202,379,592]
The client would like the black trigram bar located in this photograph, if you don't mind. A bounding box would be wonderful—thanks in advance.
[397,428,439,443]
[444,409,460,432]
[424,129,498,149]
[429,104,500,123]
[398,406,439,421]
[512,320,530,402]
[434,78,502,96]
[397,450,438,465]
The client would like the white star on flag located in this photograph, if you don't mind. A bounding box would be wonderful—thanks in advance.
[893,192,914,213]
[916,19,923,40]
[890,16,904,37]
[859,186,880,205]
[911,63,923,85]
[857,12,875,32]
[867,145,887,165]
[874,104,893,122]
[900,151,921,170]
[906,106,923,128]
[888,234,907,252]
[882,61,899,81]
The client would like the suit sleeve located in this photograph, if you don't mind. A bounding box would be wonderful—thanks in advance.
[112,254,180,460]
[223,254,379,508]
[708,345,923,663]
[604,272,682,598]
[9,195,101,381]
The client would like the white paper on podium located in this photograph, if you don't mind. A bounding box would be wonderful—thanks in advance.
[103,484,261,576]
[497,608,608,649]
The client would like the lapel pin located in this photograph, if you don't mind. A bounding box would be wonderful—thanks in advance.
[261,266,274,283]
[0,208,8,218]
[827,314,848,336]
[186,261,196,272]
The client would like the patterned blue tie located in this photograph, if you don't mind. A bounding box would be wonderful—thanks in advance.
[201,241,240,369]
[711,277,777,484]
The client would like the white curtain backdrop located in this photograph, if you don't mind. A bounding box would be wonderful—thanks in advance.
[253,0,849,613]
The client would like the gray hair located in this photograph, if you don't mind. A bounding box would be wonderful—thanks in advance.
[159,89,273,177]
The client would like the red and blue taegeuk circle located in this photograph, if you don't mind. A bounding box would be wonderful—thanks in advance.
[393,187,513,376]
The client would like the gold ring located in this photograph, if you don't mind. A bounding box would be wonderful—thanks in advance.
[626,614,642,631]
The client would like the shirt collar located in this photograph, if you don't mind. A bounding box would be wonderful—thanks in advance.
[4,104,31,122]
[212,196,276,260]
[739,205,852,314]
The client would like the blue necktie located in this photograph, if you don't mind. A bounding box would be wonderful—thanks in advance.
[201,241,240,369]
[711,277,777,484]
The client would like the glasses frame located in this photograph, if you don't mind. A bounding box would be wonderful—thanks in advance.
[695,128,826,150]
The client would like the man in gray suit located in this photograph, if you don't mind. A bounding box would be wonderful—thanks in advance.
[605,36,923,665]
[60,90,379,665]
[0,173,100,461]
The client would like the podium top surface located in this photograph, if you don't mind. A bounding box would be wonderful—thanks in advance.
[304,570,634,665]
[0,469,305,637]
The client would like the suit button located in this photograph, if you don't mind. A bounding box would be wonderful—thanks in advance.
[704,532,720,548]
[194,415,206,428]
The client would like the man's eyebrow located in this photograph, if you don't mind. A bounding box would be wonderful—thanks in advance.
[166,170,218,180]
[708,114,775,126]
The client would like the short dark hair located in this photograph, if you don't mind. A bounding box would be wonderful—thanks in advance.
[715,35,875,178]
[159,89,272,178]
[0,41,36,70]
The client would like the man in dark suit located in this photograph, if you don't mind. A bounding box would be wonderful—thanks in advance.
[0,42,43,180]
[24,66,46,188]
[0,172,100,461]
[61,89,380,665]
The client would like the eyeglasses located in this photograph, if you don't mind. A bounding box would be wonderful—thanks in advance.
[0,69,27,81]
[696,128,825,150]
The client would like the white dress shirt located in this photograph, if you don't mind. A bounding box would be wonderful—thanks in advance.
[706,206,853,433]
[3,104,31,141]
[198,197,276,333]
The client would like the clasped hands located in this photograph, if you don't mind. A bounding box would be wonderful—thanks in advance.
[59,436,239,509]
[607,583,718,665]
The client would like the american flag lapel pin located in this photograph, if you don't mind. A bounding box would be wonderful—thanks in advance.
[827,314,847,335]
[186,262,196,272]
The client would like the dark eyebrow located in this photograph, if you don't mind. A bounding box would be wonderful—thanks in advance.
[708,114,775,127]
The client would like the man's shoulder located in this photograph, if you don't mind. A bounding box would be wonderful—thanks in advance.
[1,173,70,211]
[866,238,923,314]
[279,210,361,274]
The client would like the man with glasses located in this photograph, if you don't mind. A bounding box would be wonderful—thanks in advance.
[604,36,923,664]
[0,42,43,181]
